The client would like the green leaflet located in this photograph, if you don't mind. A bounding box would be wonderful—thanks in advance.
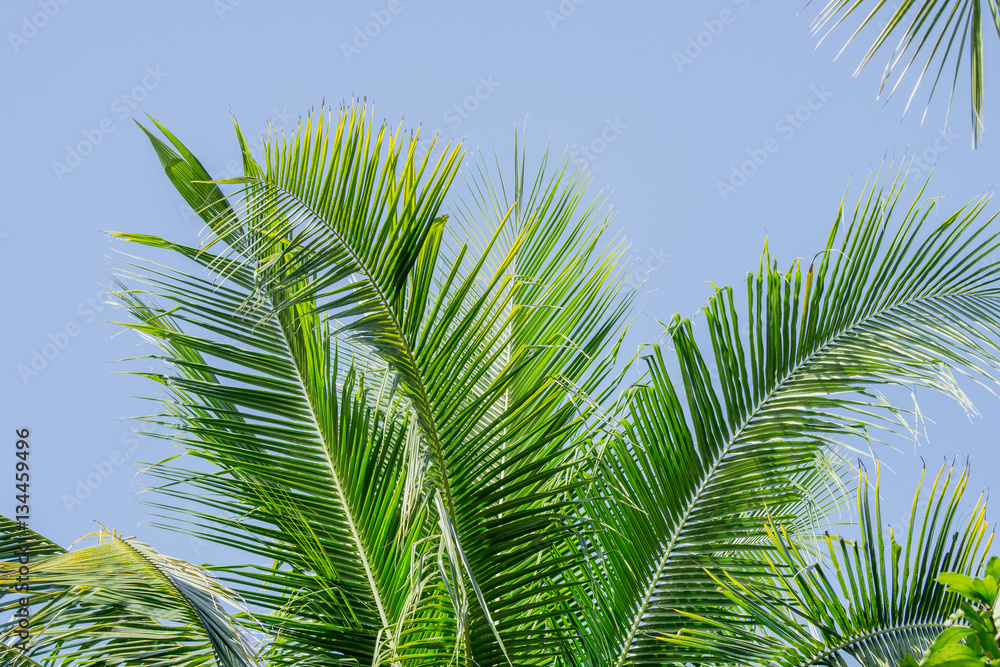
[812,0,1000,146]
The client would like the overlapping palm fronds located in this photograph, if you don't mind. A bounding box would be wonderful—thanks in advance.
[106,102,634,666]
[579,169,1000,665]
[0,524,258,666]
[664,462,993,667]
[5,102,1000,667]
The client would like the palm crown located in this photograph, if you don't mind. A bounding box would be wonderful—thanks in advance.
[3,97,1000,667]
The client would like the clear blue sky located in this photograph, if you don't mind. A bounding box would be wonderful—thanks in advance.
[2,1,998,562]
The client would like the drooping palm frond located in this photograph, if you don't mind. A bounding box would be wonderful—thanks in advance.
[810,0,1000,146]
[107,101,634,666]
[582,168,1000,665]
[0,523,259,667]
[665,462,993,667]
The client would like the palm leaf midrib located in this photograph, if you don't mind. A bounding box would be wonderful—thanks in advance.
[799,621,950,667]
[266,296,396,635]
[248,176,464,530]
[615,284,992,665]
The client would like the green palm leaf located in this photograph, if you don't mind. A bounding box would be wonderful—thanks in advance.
[110,102,634,666]
[810,0,1000,146]
[42,102,1000,666]
[0,516,62,562]
[0,523,258,666]
[665,462,992,667]
[110,239,438,665]
[587,168,1000,665]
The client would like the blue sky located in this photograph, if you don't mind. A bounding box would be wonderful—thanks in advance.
[2,0,999,562]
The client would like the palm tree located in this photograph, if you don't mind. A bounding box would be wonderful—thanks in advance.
[3,102,1000,666]
[810,0,1000,146]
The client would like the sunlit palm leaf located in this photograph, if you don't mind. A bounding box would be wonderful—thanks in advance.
[109,238,438,666]
[590,168,1000,665]
[811,0,1000,146]
[111,101,634,666]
